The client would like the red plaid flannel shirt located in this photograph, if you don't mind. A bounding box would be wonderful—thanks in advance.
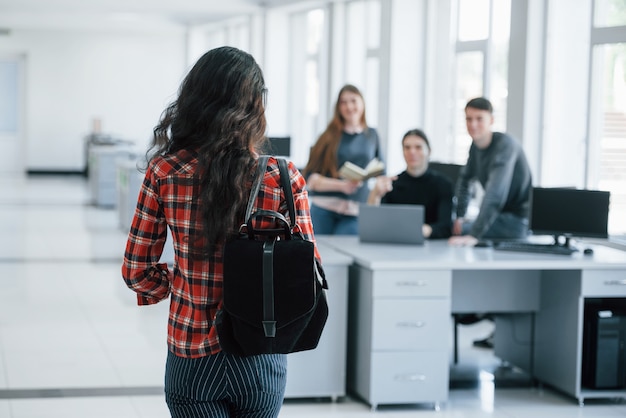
[122,150,320,358]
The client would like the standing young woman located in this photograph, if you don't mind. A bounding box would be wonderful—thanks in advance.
[303,84,383,235]
[121,46,320,418]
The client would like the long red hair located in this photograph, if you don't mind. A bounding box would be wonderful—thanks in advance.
[303,84,368,178]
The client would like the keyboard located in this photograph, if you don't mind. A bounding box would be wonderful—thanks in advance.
[494,241,577,255]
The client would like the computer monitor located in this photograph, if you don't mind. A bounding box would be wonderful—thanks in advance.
[265,136,291,157]
[529,187,610,244]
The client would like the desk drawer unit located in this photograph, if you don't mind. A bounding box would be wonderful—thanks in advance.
[348,266,451,409]
[582,270,626,297]
[373,270,451,298]
[535,269,626,405]
[368,351,449,405]
[372,299,450,351]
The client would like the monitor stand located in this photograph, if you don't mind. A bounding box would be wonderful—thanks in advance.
[553,235,579,252]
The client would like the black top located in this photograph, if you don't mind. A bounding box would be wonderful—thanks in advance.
[381,169,453,239]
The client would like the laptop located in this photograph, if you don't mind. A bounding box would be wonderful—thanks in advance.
[358,204,425,245]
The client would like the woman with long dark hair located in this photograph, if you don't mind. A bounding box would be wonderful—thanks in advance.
[122,46,320,417]
[303,84,383,235]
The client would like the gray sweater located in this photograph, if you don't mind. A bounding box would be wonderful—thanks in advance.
[455,132,532,238]
[309,128,382,204]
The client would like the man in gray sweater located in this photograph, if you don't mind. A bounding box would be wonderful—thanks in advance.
[449,97,532,246]
[449,97,533,349]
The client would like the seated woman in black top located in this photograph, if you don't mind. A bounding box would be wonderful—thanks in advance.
[367,129,453,239]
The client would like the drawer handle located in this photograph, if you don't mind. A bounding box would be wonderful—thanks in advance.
[397,321,425,328]
[394,374,426,381]
[604,280,626,286]
[396,280,427,287]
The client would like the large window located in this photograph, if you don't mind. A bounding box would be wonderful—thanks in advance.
[288,8,326,167]
[345,0,381,128]
[205,21,250,52]
[452,0,511,164]
[588,0,626,235]
[285,0,381,167]
[594,0,626,26]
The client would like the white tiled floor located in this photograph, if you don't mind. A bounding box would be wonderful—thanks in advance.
[1,175,625,417]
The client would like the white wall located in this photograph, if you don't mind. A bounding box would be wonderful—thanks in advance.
[0,28,186,171]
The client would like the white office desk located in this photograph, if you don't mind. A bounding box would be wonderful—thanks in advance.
[318,236,626,408]
[319,235,626,271]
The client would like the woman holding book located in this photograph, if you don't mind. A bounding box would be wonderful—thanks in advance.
[303,84,383,235]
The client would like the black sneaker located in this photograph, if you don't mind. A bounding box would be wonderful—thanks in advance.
[472,333,494,349]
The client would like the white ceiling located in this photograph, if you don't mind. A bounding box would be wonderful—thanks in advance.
[0,0,304,32]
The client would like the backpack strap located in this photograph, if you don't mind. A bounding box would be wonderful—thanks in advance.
[277,157,296,230]
[243,156,301,238]
[244,155,270,224]
[262,240,276,337]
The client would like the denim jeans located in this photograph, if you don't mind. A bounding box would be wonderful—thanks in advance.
[464,212,529,240]
[310,204,359,235]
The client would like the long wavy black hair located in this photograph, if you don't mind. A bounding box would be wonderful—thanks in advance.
[147,46,268,256]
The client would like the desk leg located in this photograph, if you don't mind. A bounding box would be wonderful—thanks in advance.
[453,315,459,364]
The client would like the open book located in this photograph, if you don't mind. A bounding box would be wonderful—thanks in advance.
[338,158,385,181]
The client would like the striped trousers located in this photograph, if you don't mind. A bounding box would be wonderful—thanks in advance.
[165,350,287,417]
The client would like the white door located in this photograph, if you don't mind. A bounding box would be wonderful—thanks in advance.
[0,56,24,175]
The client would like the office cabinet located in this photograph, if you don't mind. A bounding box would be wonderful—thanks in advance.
[88,145,134,207]
[534,269,626,405]
[115,157,174,265]
[367,351,448,404]
[347,266,450,409]
[372,299,450,350]
[581,270,626,297]
[116,158,143,230]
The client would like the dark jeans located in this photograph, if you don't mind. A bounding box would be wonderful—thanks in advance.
[464,212,529,240]
[310,204,359,235]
